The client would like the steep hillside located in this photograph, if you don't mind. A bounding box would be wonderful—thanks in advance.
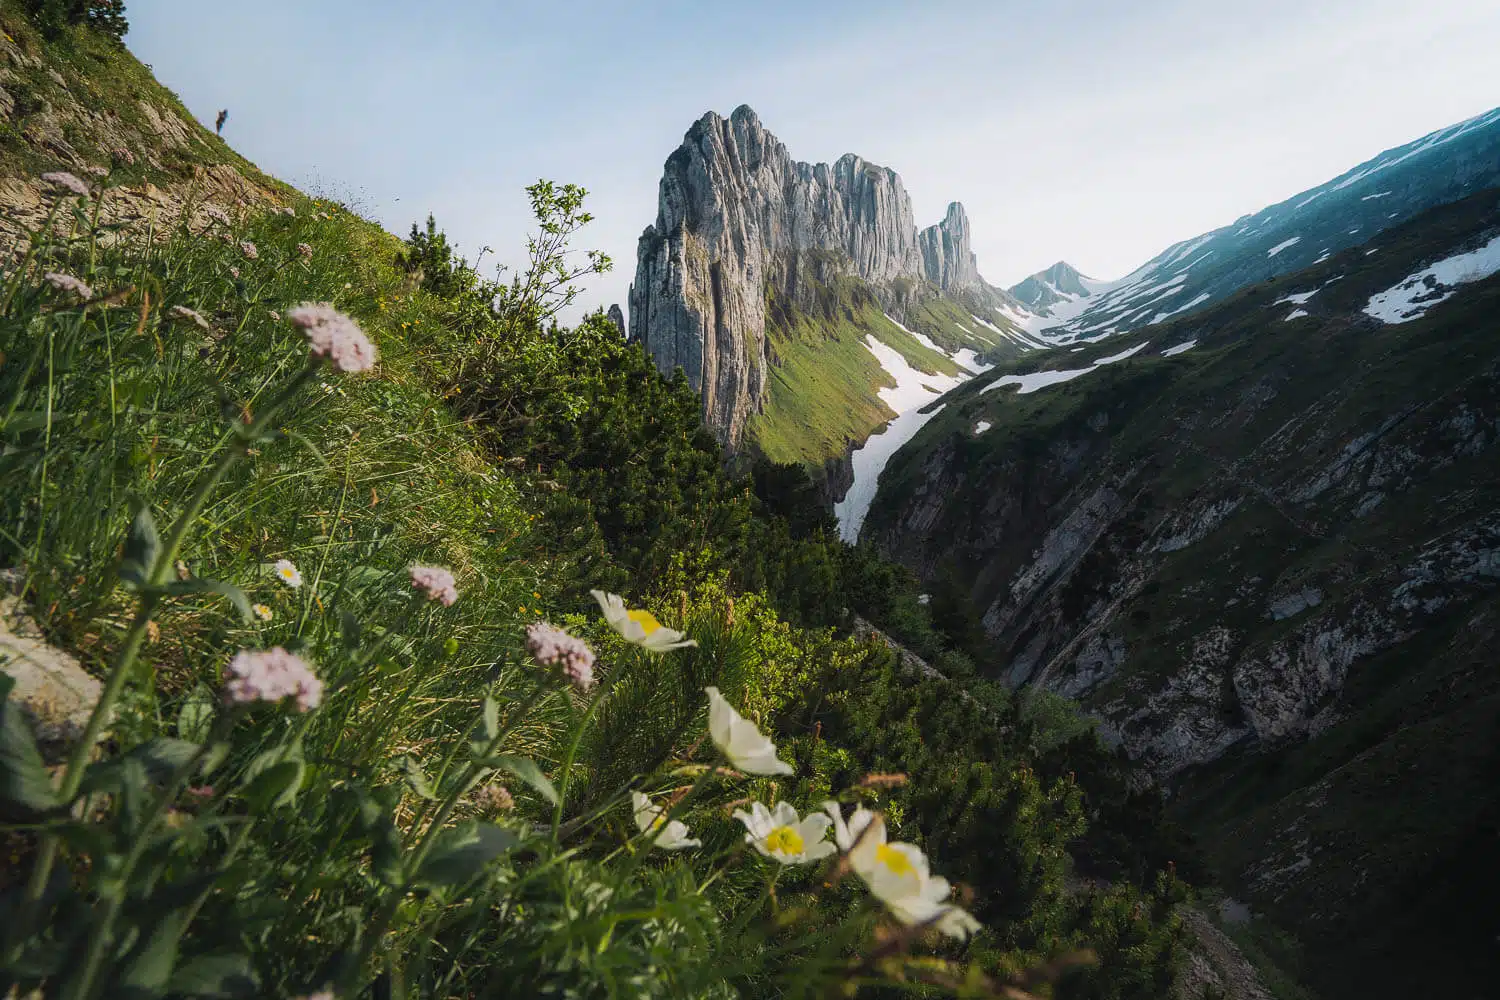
[0,0,290,244]
[628,106,1038,477]
[1016,105,1500,342]
[864,186,1500,999]
[0,12,1199,999]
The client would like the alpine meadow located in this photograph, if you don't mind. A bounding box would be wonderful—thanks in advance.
[2,3,1496,1000]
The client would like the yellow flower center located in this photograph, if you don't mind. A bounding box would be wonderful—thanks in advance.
[278,567,294,579]
[626,609,662,635]
[876,843,915,876]
[764,825,804,856]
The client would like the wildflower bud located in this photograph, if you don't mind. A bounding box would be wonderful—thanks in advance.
[297,242,313,259]
[473,783,514,812]
[43,272,93,300]
[185,785,215,803]
[169,305,211,330]
[238,241,259,260]
[222,647,323,712]
[525,621,596,692]
[408,564,458,606]
[40,171,89,197]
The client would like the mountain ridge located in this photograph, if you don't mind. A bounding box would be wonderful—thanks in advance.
[1012,105,1500,341]
[862,182,1500,1000]
[628,105,1033,468]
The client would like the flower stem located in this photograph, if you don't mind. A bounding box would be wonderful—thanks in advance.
[18,360,323,909]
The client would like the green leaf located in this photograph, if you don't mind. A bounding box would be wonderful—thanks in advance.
[414,820,517,888]
[482,696,499,743]
[200,741,231,777]
[116,909,190,994]
[0,673,62,822]
[157,577,254,623]
[240,760,303,813]
[120,504,161,587]
[168,953,259,998]
[130,738,200,782]
[278,428,333,470]
[175,685,216,743]
[398,755,436,801]
[479,754,558,806]
[340,610,361,651]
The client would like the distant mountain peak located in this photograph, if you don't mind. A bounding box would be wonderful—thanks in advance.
[1029,103,1500,342]
[1007,260,1099,315]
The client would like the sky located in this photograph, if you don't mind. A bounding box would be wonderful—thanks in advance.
[127,0,1500,322]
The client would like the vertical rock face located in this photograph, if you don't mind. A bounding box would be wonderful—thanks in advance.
[629,105,988,451]
[918,202,984,293]
[606,303,626,337]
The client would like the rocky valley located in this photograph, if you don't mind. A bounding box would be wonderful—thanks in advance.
[631,101,1500,1000]
[863,180,1500,999]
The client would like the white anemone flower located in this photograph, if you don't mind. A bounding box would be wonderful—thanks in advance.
[704,686,793,776]
[733,801,836,865]
[590,590,696,652]
[631,791,701,851]
[272,559,303,589]
[822,802,982,940]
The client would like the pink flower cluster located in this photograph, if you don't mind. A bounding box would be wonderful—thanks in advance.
[111,147,135,166]
[203,204,231,226]
[84,165,109,178]
[408,564,459,606]
[525,621,596,692]
[473,783,514,812]
[223,647,323,712]
[41,171,89,197]
[239,241,259,260]
[286,302,377,373]
[44,272,93,300]
[297,242,313,259]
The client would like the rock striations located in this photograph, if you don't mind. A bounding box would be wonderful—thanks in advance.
[629,105,1006,451]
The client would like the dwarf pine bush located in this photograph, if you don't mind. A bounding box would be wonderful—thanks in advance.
[0,166,1189,999]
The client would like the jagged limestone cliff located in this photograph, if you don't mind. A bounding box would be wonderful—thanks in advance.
[628,105,1027,460]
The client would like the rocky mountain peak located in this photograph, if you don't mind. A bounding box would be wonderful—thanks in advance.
[629,106,991,451]
[918,202,983,293]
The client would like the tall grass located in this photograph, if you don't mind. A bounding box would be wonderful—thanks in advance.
[0,175,1066,998]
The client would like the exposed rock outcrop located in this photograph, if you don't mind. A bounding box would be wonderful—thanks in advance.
[1,584,105,765]
[628,105,1009,451]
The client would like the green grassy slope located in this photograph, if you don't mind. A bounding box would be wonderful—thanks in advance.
[749,269,1007,470]
[0,11,1196,998]
[0,0,280,186]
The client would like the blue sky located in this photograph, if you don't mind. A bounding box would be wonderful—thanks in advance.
[128,0,1500,320]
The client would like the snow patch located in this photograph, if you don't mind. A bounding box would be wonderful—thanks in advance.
[1284,308,1310,321]
[1363,234,1500,325]
[974,420,992,434]
[836,334,982,543]
[1161,340,1198,357]
[1360,191,1392,201]
[1274,290,1317,306]
[1150,292,1212,325]
[1266,237,1301,258]
[979,342,1148,397]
